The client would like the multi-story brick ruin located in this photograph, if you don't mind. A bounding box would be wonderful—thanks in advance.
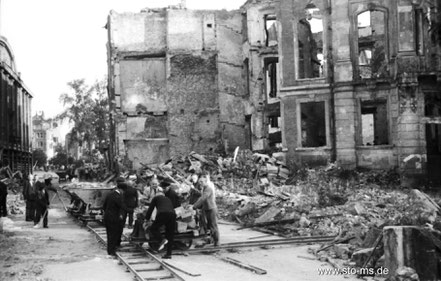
[107,0,441,186]
[0,36,33,173]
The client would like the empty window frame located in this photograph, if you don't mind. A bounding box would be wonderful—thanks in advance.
[300,101,326,147]
[357,10,388,79]
[398,1,415,52]
[297,3,324,79]
[264,14,277,47]
[360,100,389,145]
[425,92,441,117]
[265,58,279,99]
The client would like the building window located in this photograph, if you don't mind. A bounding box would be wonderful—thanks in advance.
[264,14,277,47]
[360,100,389,145]
[398,1,415,52]
[265,58,279,99]
[297,3,324,79]
[357,10,388,79]
[243,58,250,97]
[53,137,58,143]
[425,92,441,117]
[300,101,326,147]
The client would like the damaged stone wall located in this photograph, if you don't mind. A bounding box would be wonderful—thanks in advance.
[275,0,441,184]
[107,7,245,168]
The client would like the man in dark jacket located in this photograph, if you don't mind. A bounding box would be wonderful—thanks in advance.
[34,179,58,228]
[22,173,36,221]
[144,188,176,259]
[103,182,133,256]
[122,183,138,228]
[0,160,10,217]
[164,184,180,209]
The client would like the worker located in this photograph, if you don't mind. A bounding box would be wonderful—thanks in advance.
[103,181,133,256]
[22,173,36,221]
[34,177,58,228]
[122,181,139,229]
[145,176,160,203]
[144,187,176,259]
[163,183,180,209]
[192,171,219,246]
[0,160,10,217]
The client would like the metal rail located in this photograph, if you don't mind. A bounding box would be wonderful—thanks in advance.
[87,224,185,281]
[175,235,336,254]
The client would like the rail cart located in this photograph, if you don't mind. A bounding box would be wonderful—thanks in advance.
[62,182,114,224]
[129,209,211,251]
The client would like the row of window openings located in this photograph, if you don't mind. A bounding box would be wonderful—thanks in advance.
[262,4,424,81]
[292,101,389,148]
[275,93,441,147]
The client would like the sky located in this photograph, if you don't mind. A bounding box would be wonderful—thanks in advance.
[1,0,244,118]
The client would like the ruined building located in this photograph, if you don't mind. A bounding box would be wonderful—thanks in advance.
[0,36,33,172]
[106,7,246,170]
[107,0,441,186]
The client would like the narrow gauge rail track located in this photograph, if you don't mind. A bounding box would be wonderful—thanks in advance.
[68,210,336,279]
[87,221,186,281]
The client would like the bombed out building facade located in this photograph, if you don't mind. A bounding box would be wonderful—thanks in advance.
[107,0,441,186]
[0,36,33,173]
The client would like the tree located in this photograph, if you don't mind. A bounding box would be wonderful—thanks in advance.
[48,144,73,167]
[32,149,47,168]
[56,78,110,167]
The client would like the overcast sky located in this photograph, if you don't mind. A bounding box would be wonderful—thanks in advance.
[1,0,243,118]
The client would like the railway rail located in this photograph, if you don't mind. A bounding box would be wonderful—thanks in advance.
[87,221,186,281]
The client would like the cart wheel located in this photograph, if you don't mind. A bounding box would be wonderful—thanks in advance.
[174,239,192,250]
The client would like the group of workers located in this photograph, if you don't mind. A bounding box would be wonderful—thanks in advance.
[103,171,219,259]
[0,159,58,229]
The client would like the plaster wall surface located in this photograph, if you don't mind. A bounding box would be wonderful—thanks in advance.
[109,11,167,53]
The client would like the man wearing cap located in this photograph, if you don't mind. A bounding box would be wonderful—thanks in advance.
[144,187,176,259]
[103,181,133,256]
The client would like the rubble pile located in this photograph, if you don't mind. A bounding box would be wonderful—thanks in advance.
[133,149,441,278]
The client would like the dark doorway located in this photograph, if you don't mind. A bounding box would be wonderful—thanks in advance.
[244,115,252,150]
[426,124,441,186]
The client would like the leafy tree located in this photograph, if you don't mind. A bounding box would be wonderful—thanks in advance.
[56,78,110,167]
[32,149,47,168]
[49,144,73,167]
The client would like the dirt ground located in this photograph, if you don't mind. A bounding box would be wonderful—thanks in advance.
[0,192,134,281]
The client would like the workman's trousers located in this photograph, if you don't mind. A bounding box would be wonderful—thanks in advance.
[204,208,219,244]
[105,219,123,255]
[25,200,36,221]
[150,212,176,256]
[34,205,48,227]
[122,210,135,227]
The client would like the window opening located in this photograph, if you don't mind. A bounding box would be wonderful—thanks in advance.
[361,100,388,145]
[357,10,387,78]
[265,58,278,99]
[398,3,415,52]
[298,3,323,79]
[264,14,277,47]
[425,92,441,116]
[300,101,326,147]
